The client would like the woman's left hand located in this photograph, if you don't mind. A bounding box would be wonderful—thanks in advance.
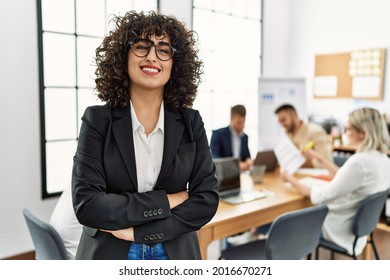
[101,227,134,241]
[279,169,311,197]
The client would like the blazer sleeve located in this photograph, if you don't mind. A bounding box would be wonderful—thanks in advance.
[72,106,171,230]
[241,134,251,161]
[133,110,219,244]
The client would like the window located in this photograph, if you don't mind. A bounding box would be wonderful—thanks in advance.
[37,0,157,198]
[192,0,263,157]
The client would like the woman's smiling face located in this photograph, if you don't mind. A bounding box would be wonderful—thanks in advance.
[127,34,173,93]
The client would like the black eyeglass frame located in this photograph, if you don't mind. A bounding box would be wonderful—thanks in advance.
[127,38,177,61]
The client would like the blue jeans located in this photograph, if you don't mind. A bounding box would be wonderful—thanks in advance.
[256,223,271,235]
[127,242,169,260]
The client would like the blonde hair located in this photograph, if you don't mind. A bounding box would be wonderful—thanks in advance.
[349,107,389,153]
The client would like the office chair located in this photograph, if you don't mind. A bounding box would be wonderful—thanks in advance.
[219,205,329,260]
[332,153,350,167]
[22,208,68,260]
[316,190,388,260]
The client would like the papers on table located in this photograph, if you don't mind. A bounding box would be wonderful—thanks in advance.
[273,137,306,174]
[296,168,330,176]
[298,177,330,189]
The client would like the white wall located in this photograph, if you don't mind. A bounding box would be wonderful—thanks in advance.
[160,0,192,28]
[262,0,292,76]
[264,0,390,125]
[0,0,58,259]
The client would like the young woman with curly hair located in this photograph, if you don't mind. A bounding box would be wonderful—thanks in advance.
[72,11,219,260]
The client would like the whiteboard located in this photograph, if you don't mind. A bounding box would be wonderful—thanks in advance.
[258,77,306,150]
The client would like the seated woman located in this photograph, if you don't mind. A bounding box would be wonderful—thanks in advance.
[281,107,390,256]
[49,184,82,260]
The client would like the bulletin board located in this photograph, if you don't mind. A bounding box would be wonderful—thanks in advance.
[313,48,385,100]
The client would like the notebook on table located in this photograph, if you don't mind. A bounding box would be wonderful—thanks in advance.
[214,157,272,204]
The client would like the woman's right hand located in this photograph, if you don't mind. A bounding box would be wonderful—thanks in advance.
[167,191,189,209]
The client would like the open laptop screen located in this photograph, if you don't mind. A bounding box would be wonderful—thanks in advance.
[214,157,240,194]
[254,150,278,172]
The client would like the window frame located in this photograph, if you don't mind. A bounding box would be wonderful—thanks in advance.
[192,0,263,157]
[37,0,158,198]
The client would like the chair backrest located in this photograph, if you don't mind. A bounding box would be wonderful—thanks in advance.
[265,204,329,260]
[333,153,350,167]
[353,190,389,237]
[23,208,68,260]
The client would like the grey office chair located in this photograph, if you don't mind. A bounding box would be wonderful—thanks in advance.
[316,190,388,260]
[333,153,350,167]
[22,208,68,260]
[219,204,329,260]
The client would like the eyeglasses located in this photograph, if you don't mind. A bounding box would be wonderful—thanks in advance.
[128,38,177,61]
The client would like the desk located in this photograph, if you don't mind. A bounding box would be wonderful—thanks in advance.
[333,145,356,153]
[333,145,390,157]
[377,221,390,233]
[197,172,311,259]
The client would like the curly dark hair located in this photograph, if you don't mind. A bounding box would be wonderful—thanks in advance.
[94,11,203,110]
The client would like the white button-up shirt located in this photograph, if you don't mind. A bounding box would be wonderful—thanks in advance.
[229,126,243,158]
[130,100,164,193]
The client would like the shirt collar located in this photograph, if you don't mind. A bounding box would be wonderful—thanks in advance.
[229,125,243,137]
[156,101,165,133]
[130,100,164,134]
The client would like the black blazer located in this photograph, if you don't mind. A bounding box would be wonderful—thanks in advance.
[72,104,219,260]
[210,126,251,161]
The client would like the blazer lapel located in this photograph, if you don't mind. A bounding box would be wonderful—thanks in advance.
[111,105,138,190]
[157,107,184,184]
[224,126,233,156]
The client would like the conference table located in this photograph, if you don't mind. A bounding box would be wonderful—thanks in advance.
[197,171,312,259]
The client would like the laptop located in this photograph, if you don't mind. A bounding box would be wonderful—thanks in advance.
[253,150,278,172]
[214,157,271,204]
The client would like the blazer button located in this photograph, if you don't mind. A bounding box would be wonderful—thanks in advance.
[148,210,153,216]
[153,209,158,216]
[157,208,163,215]
[143,211,149,218]
[144,235,150,242]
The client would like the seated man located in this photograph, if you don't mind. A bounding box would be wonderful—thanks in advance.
[211,104,253,171]
[211,105,255,247]
[274,103,332,168]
